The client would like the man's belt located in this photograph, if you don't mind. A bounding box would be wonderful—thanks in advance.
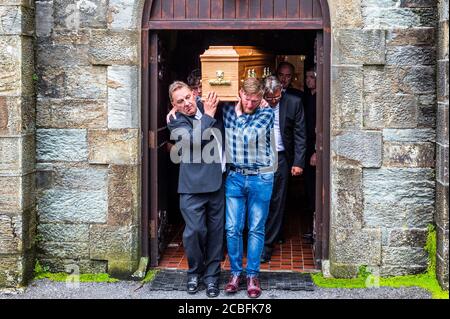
[229,166,259,175]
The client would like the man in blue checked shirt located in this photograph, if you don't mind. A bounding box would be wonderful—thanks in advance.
[222,77,276,299]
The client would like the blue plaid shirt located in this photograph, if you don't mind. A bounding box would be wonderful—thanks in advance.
[223,104,275,170]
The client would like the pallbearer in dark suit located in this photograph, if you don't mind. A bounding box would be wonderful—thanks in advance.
[276,62,304,99]
[167,81,225,298]
[303,68,317,237]
[261,76,307,262]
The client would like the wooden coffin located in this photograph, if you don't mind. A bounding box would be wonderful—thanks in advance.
[200,46,275,102]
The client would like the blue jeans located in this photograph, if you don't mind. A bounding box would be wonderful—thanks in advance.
[225,170,274,277]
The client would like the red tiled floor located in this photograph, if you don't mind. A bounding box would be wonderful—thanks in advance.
[157,207,316,272]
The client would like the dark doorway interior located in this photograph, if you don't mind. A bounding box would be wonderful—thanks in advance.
[154,30,317,271]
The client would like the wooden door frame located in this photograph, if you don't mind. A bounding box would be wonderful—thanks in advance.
[140,0,331,268]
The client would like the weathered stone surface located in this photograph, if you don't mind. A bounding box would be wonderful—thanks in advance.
[331,165,363,229]
[333,29,386,65]
[0,137,21,173]
[108,165,138,226]
[36,66,65,98]
[0,97,8,130]
[361,0,399,9]
[330,228,382,265]
[0,255,23,287]
[383,128,435,142]
[36,129,88,162]
[438,21,448,58]
[37,166,108,223]
[38,241,89,259]
[107,259,138,278]
[386,46,435,65]
[437,0,449,289]
[65,66,107,99]
[363,168,434,228]
[38,258,108,274]
[382,247,428,266]
[386,27,435,46]
[437,253,449,290]
[0,214,21,254]
[363,93,418,129]
[439,0,449,21]
[89,224,138,263]
[380,265,427,276]
[437,59,449,100]
[36,1,54,37]
[331,66,363,130]
[387,228,428,247]
[107,65,138,129]
[38,223,90,242]
[88,129,139,165]
[89,30,138,65]
[0,134,35,174]
[0,1,34,7]
[391,66,436,95]
[0,5,34,35]
[36,98,107,129]
[331,130,382,167]
[0,173,34,211]
[107,0,138,30]
[383,142,435,167]
[329,262,359,279]
[0,36,21,96]
[364,65,436,96]
[437,224,449,262]
[53,0,108,30]
[400,0,436,8]
[330,0,363,28]
[436,182,449,230]
[21,206,37,252]
[36,43,90,67]
[417,95,437,128]
[363,7,437,29]
[2,97,36,135]
[437,103,449,144]
[0,35,35,97]
[437,144,449,185]
[37,66,107,99]
[49,28,91,46]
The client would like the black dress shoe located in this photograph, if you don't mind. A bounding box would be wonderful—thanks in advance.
[260,252,271,263]
[205,282,220,298]
[186,276,199,294]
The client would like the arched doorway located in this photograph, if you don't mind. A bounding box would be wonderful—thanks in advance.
[140,0,331,270]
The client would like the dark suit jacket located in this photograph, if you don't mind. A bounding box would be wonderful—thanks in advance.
[278,92,306,169]
[167,102,224,194]
[285,87,304,99]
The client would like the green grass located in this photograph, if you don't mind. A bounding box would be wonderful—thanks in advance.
[34,261,119,283]
[141,269,159,284]
[312,225,449,299]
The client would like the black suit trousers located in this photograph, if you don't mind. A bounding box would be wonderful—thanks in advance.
[179,184,225,284]
[264,152,289,253]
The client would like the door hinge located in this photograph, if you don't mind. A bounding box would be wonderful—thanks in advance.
[148,130,156,149]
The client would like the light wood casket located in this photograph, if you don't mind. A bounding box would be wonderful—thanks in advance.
[200,46,274,102]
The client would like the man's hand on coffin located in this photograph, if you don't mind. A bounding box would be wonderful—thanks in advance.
[235,90,244,117]
[204,92,219,117]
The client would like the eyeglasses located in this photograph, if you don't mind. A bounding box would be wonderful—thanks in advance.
[264,94,282,101]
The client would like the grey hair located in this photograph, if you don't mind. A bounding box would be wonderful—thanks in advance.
[263,76,282,95]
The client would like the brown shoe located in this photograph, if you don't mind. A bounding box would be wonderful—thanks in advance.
[247,276,262,298]
[224,275,241,294]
